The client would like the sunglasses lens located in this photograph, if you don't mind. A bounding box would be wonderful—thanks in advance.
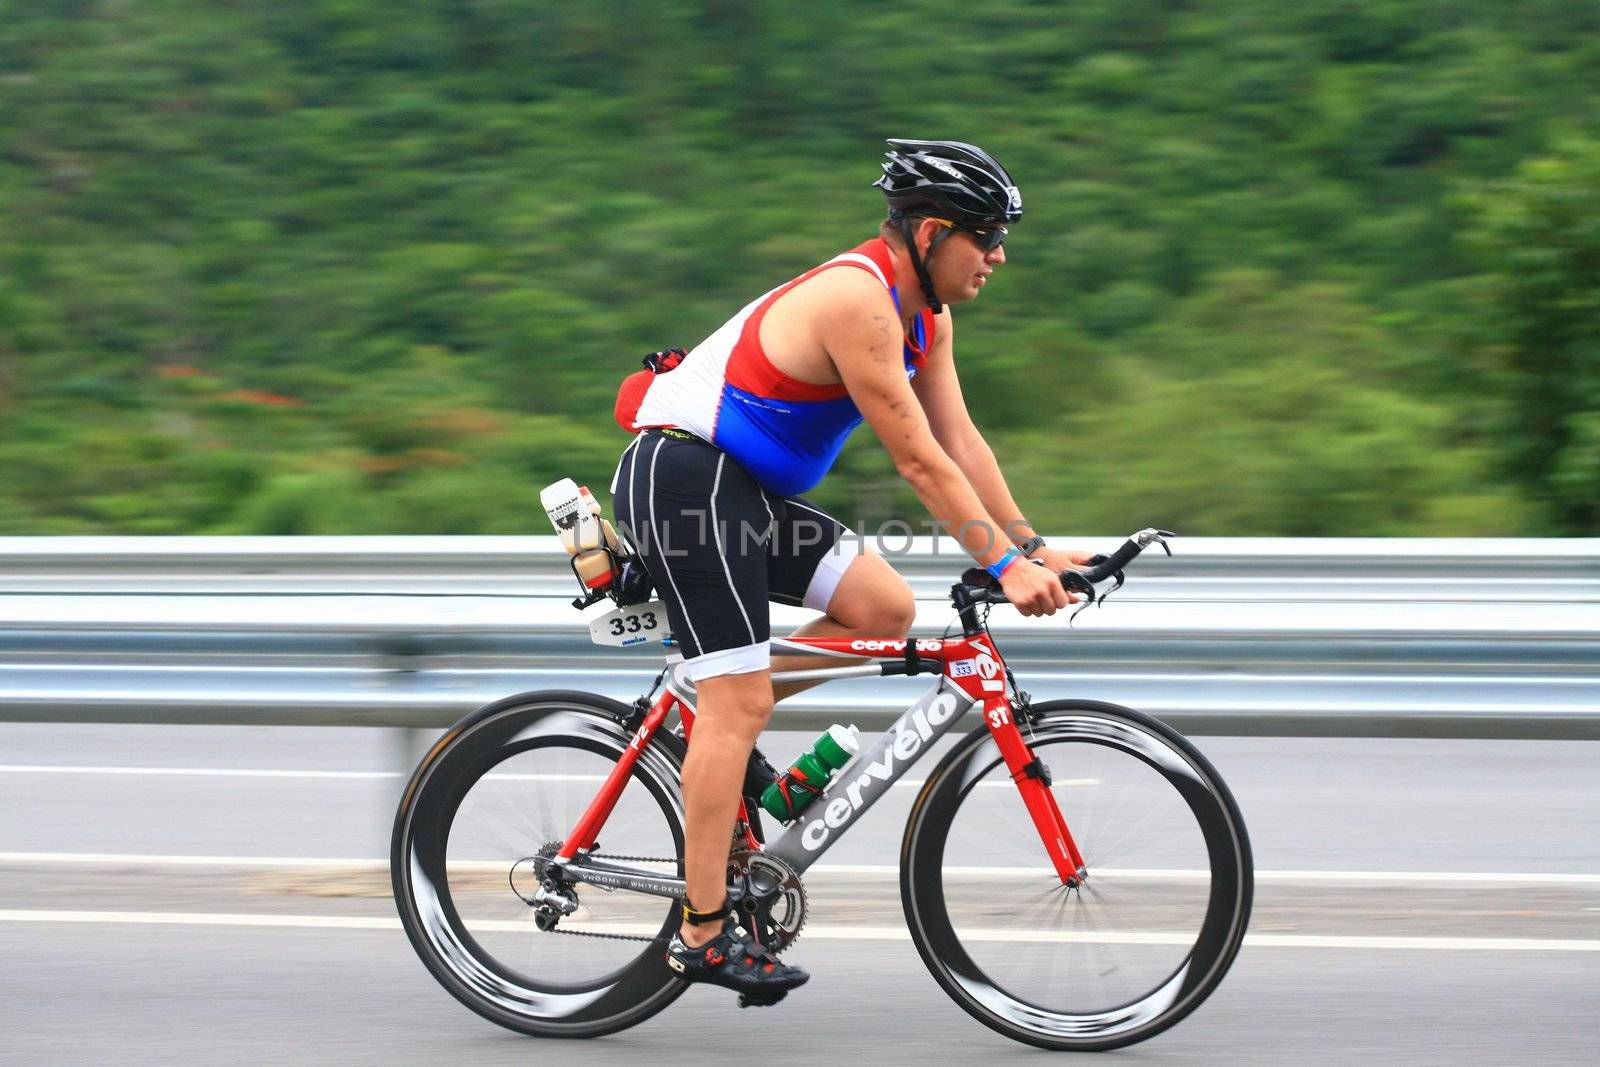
[975,226,1005,251]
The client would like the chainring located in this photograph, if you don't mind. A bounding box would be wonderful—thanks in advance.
[727,849,807,952]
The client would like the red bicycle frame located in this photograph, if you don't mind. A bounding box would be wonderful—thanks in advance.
[557,630,1086,885]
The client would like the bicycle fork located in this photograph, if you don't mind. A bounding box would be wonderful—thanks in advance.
[981,694,1088,887]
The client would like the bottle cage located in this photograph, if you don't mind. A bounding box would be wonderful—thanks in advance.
[614,554,656,607]
[565,536,656,612]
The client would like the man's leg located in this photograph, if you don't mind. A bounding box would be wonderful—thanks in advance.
[677,668,774,947]
[771,551,916,704]
[672,559,910,950]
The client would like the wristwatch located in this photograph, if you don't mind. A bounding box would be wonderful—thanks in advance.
[1017,534,1047,557]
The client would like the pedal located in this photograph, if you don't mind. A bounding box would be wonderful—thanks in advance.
[737,989,790,1009]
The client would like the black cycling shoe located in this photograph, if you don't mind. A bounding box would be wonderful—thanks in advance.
[665,911,809,1008]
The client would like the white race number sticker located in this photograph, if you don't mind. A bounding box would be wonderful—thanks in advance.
[588,601,667,647]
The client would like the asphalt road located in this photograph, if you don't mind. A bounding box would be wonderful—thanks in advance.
[3,724,1597,1064]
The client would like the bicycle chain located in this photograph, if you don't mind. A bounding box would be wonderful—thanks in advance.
[544,923,657,944]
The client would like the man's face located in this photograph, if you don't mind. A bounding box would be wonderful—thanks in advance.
[921,220,1007,305]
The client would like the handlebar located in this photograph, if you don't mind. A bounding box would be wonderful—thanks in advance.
[1075,527,1173,583]
[951,528,1175,618]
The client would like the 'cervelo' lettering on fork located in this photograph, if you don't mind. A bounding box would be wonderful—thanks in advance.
[798,690,962,851]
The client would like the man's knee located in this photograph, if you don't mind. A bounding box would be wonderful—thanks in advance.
[873,585,916,637]
[829,556,916,636]
[694,670,774,737]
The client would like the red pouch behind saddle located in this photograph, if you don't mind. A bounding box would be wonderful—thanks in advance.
[614,348,689,432]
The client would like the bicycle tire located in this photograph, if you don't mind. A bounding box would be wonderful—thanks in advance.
[391,690,690,1038]
[901,699,1252,1051]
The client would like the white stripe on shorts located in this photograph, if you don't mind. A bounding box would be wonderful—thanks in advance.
[710,454,757,645]
[609,434,641,496]
[646,437,703,652]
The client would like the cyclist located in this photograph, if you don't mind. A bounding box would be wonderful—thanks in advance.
[610,138,1090,1005]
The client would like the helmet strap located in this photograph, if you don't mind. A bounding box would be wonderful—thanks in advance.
[898,216,951,315]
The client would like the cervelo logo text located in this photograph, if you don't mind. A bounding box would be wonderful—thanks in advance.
[848,639,942,654]
[799,691,962,851]
[968,636,1004,692]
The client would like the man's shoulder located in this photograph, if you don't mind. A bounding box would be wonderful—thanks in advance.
[783,256,896,320]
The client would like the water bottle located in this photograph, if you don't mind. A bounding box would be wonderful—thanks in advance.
[541,478,621,591]
[760,724,860,822]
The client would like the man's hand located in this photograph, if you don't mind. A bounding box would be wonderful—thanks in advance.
[1029,546,1096,573]
[997,556,1077,616]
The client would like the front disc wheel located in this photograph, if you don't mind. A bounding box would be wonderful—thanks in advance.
[901,700,1253,1051]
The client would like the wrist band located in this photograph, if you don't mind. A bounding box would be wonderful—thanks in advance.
[1017,534,1047,557]
[986,548,1022,580]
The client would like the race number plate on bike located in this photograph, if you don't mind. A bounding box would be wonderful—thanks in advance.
[588,601,667,647]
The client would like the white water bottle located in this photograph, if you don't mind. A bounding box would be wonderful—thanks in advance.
[541,478,620,591]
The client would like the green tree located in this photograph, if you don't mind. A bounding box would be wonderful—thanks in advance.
[1458,138,1600,533]
[1009,273,1524,536]
[3,1,1599,536]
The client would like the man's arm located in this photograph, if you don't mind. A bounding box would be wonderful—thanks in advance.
[913,314,1091,568]
[807,272,1070,614]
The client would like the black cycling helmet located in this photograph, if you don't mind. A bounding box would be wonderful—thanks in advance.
[873,138,1021,312]
[875,138,1023,227]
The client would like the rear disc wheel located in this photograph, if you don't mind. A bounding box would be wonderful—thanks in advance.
[391,691,688,1037]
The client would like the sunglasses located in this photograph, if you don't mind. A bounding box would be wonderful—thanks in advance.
[929,217,1007,252]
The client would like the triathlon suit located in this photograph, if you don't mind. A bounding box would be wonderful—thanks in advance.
[611,237,934,680]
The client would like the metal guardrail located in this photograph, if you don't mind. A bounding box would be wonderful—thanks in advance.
[1,536,1597,738]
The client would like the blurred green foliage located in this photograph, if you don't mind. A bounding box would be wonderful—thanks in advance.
[2,0,1597,535]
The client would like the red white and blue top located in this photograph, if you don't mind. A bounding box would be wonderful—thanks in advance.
[624,237,935,497]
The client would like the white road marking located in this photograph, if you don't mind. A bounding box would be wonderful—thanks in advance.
[0,852,392,868]
[0,764,1094,788]
[0,764,403,780]
[1,910,1595,952]
[808,865,1600,885]
[1,852,1597,885]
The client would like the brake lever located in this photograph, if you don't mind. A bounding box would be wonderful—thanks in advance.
[1064,549,1134,625]
[1137,529,1177,555]
[1061,571,1096,599]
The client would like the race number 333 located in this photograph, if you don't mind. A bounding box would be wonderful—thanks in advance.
[588,602,666,647]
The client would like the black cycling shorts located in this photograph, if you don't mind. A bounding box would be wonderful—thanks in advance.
[610,429,861,680]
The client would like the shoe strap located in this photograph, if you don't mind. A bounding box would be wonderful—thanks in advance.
[681,897,732,926]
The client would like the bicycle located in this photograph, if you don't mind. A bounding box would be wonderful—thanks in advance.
[391,529,1253,1051]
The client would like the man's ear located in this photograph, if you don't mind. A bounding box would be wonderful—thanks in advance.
[912,216,945,255]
